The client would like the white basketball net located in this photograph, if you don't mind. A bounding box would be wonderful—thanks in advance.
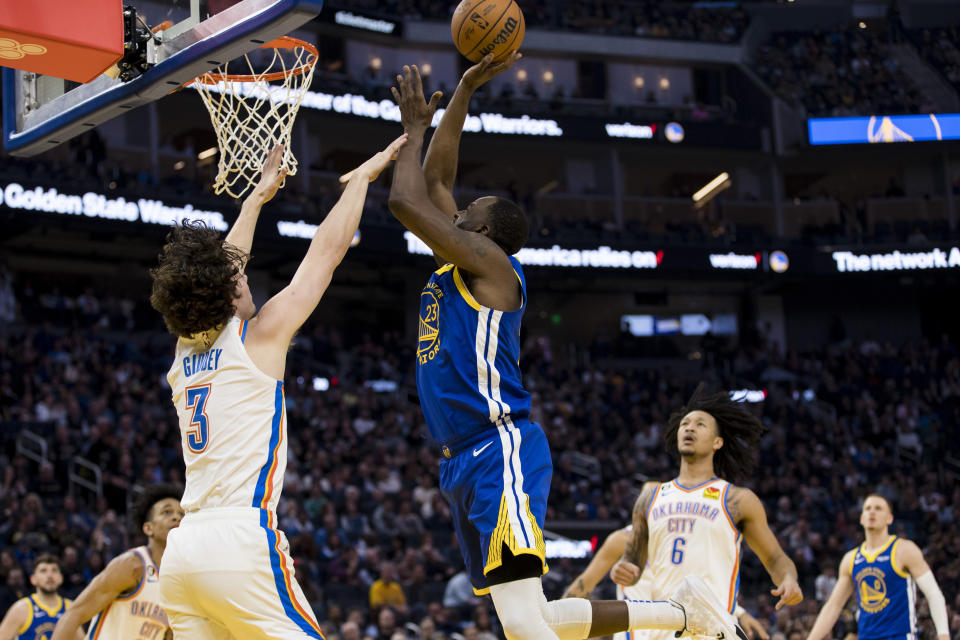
[192,40,317,199]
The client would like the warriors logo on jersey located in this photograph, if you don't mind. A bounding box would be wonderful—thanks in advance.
[848,536,917,640]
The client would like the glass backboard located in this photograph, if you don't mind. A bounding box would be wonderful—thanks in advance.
[2,0,323,156]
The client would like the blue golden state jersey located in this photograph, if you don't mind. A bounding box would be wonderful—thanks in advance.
[848,536,917,640]
[17,594,69,640]
[417,257,530,449]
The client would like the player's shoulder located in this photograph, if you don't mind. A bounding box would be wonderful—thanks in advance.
[722,483,762,517]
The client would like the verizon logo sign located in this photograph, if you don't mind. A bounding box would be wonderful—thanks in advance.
[832,248,960,272]
[708,252,761,269]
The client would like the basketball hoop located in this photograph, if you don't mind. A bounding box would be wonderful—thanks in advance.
[191,36,318,199]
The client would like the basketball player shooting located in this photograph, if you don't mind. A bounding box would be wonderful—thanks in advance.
[149,137,405,639]
[610,387,803,636]
[388,61,738,640]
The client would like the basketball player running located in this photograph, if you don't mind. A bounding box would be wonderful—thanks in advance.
[388,60,737,640]
[609,387,804,640]
[0,554,76,640]
[806,494,950,640]
[150,138,405,639]
[50,484,183,640]
[562,524,767,640]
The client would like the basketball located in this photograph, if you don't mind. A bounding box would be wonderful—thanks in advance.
[451,0,525,63]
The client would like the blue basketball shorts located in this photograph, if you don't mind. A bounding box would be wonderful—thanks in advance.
[438,419,552,595]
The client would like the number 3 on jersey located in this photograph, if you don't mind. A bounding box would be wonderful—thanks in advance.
[185,384,211,453]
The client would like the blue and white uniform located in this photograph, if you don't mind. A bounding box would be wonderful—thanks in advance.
[162,316,322,639]
[417,258,549,595]
[848,536,917,640]
[16,594,69,640]
[86,546,168,640]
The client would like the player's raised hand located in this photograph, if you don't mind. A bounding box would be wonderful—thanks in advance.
[610,559,641,586]
[250,144,287,203]
[392,65,443,134]
[351,134,408,183]
[771,577,803,610]
[461,51,523,91]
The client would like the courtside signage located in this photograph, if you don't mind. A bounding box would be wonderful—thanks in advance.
[404,231,660,269]
[333,11,398,34]
[831,248,960,272]
[708,252,761,269]
[0,182,228,230]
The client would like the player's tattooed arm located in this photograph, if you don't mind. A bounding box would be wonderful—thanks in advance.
[731,485,803,610]
[609,483,656,587]
[623,485,654,567]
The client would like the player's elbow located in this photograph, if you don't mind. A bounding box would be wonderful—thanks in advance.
[387,195,414,219]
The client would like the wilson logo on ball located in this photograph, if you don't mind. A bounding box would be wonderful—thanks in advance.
[477,17,519,58]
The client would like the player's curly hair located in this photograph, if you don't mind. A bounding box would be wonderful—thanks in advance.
[486,197,528,256]
[149,220,247,337]
[132,483,182,530]
[664,384,765,484]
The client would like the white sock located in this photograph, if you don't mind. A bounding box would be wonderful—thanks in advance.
[626,600,686,631]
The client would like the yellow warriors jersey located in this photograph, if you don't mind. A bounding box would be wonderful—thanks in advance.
[645,479,742,614]
[86,547,169,639]
[166,316,286,513]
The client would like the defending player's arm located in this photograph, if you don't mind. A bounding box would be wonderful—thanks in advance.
[244,135,407,377]
[805,551,856,640]
[727,486,803,610]
[388,66,517,301]
[610,483,656,586]
[563,528,631,598]
[223,144,286,266]
[422,52,521,218]
[0,598,29,640]
[893,539,950,640]
[51,552,145,640]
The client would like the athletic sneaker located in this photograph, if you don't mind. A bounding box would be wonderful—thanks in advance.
[668,574,741,639]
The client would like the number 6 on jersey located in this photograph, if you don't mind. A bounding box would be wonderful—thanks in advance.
[185,384,211,453]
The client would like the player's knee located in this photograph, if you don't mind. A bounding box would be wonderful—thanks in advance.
[499,606,551,640]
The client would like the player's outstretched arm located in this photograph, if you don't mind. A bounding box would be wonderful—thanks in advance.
[805,552,855,640]
[563,528,630,598]
[51,551,144,640]
[422,52,521,218]
[729,486,803,610]
[610,483,656,587]
[895,539,950,640]
[245,135,407,379]
[223,144,286,266]
[388,65,516,292]
[0,598,29,640]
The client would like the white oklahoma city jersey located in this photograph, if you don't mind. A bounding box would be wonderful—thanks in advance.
[86,546,169,639]
[167,316,286,514]
[645,478,742,615]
